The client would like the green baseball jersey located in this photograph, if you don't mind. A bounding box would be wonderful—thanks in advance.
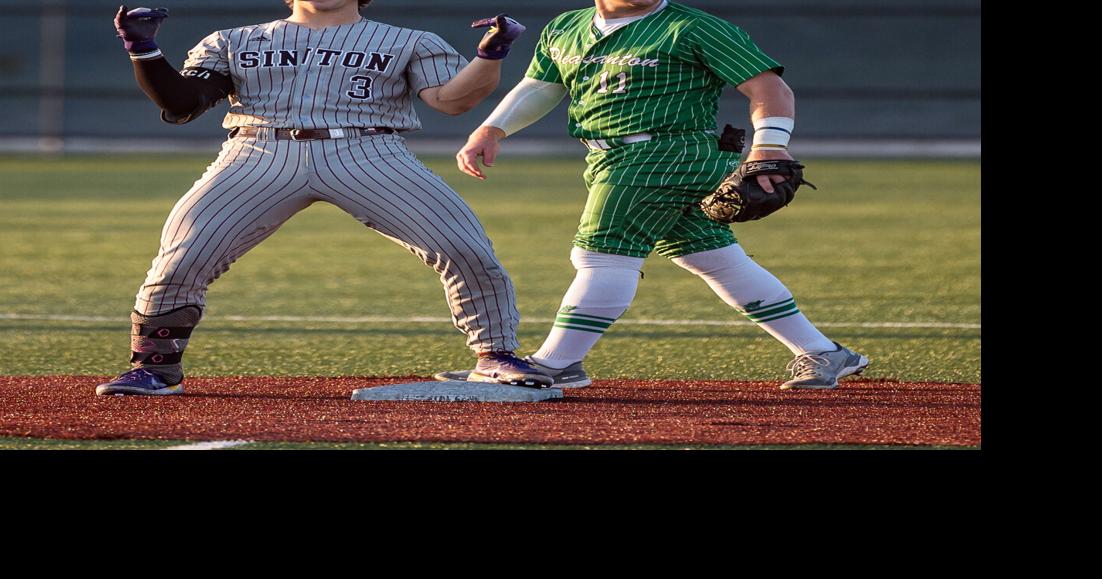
[525,2,782,140]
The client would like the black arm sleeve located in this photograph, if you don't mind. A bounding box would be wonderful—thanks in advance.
[131,56,234,124]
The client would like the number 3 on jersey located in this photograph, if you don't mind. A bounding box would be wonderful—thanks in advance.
[347,75,373,100]
[596,71,628,94]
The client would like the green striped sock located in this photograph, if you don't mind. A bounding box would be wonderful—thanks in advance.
[553,311,617,334]
[738,297,835,354]
[740,297,801,323]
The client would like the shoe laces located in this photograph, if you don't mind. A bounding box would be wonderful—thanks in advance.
[786,353,830,378]
[114,368,155,384]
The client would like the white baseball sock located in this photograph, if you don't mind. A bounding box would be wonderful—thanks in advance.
[671,244,835,355]
[529,247,643,369]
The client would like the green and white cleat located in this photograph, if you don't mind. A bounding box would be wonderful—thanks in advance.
[434,357,591,388]
[780,342,870,390]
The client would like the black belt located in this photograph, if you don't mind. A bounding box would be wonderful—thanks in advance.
[230,127,397,141]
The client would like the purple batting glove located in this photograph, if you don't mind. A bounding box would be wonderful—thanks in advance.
[114,5,169,54]
[472,13,526,60]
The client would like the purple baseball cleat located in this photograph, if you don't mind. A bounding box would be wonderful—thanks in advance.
[95,368,183,396]
[468,351,553,388]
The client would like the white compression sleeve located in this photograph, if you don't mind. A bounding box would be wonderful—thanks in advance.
[482,78,568,136]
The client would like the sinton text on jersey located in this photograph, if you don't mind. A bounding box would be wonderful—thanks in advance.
[238,48,395,71]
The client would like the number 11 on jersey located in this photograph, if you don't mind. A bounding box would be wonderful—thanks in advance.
[597,71,628,94]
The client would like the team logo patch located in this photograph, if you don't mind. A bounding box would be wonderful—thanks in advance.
[181,68,214,80]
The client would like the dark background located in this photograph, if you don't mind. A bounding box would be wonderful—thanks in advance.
[0,0,980,141]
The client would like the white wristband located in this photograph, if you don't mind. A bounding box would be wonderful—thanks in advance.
[752,116,794,149]
[129,49,164,61]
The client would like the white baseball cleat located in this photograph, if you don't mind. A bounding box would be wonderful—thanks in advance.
[780,342,869,390]
[435,357,591,388]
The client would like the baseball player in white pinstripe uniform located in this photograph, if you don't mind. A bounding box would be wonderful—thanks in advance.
[97,0,554,395]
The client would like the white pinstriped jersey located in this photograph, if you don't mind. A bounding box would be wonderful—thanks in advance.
[182,17,467,131]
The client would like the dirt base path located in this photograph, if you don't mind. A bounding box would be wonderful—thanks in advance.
[0,376,980,446]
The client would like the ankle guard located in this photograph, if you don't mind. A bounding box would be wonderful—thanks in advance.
[129,305,202,385]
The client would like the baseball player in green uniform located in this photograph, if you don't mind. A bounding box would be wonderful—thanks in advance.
[437,0,869,389]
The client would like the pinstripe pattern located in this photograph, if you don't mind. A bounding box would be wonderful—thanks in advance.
[519,2,780,258]
[136,134,520,352]
[517,4,834,367]
[575,132,739,258]
[133,18,521,353]
[183,19,466,131]
[525,2,781,140]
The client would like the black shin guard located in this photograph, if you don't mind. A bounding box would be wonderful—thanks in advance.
[129,305,202,385]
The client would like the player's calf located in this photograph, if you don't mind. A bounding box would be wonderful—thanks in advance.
[529,248,642,367]
[95,305,201,396]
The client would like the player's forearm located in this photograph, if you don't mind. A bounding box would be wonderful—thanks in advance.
[739,71,795,122]
[131,57,232,124]
[425,57,502,115]
[482,78,567,137]
[131,57,205,116]
[748,92,795,124]
[116,6,214,122]
[738,72,796,159]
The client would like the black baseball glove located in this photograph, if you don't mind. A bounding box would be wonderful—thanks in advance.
[700,160,817,223]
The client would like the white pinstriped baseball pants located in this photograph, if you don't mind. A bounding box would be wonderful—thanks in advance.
[134,132,520,352]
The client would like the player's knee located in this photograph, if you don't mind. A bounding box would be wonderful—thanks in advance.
[433,245,510,283]
[671,243,750,276]
[561,248,643,314]
[570,247,645,271]
[451,244,506,274]
[568,249,645,305]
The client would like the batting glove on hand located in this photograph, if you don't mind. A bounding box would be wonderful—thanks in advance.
[471,14,525,60]
[114,5,169,54]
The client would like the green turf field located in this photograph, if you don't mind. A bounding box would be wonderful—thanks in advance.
[0,154,979,384]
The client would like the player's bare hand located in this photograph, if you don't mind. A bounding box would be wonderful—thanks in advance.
[745,148,794,193]
[457,126,506,180]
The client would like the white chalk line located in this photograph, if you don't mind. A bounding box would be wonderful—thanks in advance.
[163,440,251,451]
[0,312,980,330]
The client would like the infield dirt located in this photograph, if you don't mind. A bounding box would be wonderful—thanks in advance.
[0,376,979,446]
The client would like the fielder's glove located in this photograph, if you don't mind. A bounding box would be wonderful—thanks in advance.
[471,14,526,60]
[114,5,169,54]
[700,160,817,223]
